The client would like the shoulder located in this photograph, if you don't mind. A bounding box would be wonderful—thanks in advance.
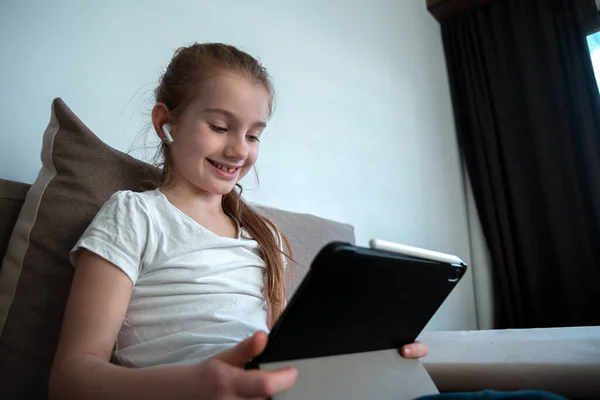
[94,190,160,228]
[103,190,157,212]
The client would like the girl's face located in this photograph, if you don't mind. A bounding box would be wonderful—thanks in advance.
[168,72,270,195]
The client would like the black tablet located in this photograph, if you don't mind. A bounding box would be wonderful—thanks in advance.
[246,239,467,369]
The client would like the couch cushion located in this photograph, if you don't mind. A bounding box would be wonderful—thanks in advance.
[419,326,600,398]
[0,180,31,273]
[0,98,355,398]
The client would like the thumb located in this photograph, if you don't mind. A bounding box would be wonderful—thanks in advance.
[214,331,268,367]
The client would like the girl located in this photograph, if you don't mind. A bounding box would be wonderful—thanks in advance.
[49,43,428,400]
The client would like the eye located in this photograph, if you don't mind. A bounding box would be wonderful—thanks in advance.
[210,124,228,133]
[246,135,260,143]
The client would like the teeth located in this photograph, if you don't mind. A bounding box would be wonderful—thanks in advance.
[215,162,237,173]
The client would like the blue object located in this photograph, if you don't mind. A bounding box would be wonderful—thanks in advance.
[416,390,567,400]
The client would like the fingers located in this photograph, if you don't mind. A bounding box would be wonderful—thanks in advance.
[214,331,269,367]
[400,340,429,358]
[234,367,298,397]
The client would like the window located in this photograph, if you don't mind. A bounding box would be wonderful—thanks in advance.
[586,31,600,92]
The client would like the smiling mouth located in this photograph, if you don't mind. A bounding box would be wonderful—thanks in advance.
[207,159,241,173]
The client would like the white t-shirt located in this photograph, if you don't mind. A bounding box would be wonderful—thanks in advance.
[71,189,270,368]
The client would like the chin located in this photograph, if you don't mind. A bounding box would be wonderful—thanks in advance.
[209,183,238,196]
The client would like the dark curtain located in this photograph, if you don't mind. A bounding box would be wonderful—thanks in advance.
[442,0,600,328]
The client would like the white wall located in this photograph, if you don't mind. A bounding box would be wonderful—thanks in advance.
[0,0,478,331]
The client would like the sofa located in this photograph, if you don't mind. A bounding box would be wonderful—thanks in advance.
[0,98,599,399]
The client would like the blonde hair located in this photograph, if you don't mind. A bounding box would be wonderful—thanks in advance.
[153,43,292,325]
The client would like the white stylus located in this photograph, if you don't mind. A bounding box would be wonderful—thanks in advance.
[369,238,464,265]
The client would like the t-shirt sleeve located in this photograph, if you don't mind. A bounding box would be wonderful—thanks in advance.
[70,191,150,285]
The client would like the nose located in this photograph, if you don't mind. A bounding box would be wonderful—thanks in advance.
[224,133,248,161]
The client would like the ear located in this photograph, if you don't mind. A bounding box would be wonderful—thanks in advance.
[151,103,171,142]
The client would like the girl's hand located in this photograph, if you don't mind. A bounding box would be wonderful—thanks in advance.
[400,340,428,358]
[191,331,297,399]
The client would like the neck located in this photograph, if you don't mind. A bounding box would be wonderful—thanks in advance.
[160,179,224,215]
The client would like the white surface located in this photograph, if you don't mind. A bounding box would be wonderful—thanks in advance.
[419,326,600,398]
[369,238,464,265]
[261,349,438,400]
[0,0,478,331]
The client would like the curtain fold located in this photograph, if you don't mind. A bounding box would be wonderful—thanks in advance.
[442,0,600,328]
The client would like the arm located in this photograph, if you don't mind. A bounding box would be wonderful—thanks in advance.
[49,250,297,400]
[49,249,198,400]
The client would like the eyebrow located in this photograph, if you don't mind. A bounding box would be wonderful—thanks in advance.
[204,108,267,129]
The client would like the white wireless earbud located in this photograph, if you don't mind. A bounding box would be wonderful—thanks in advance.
[162,123,174,144]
